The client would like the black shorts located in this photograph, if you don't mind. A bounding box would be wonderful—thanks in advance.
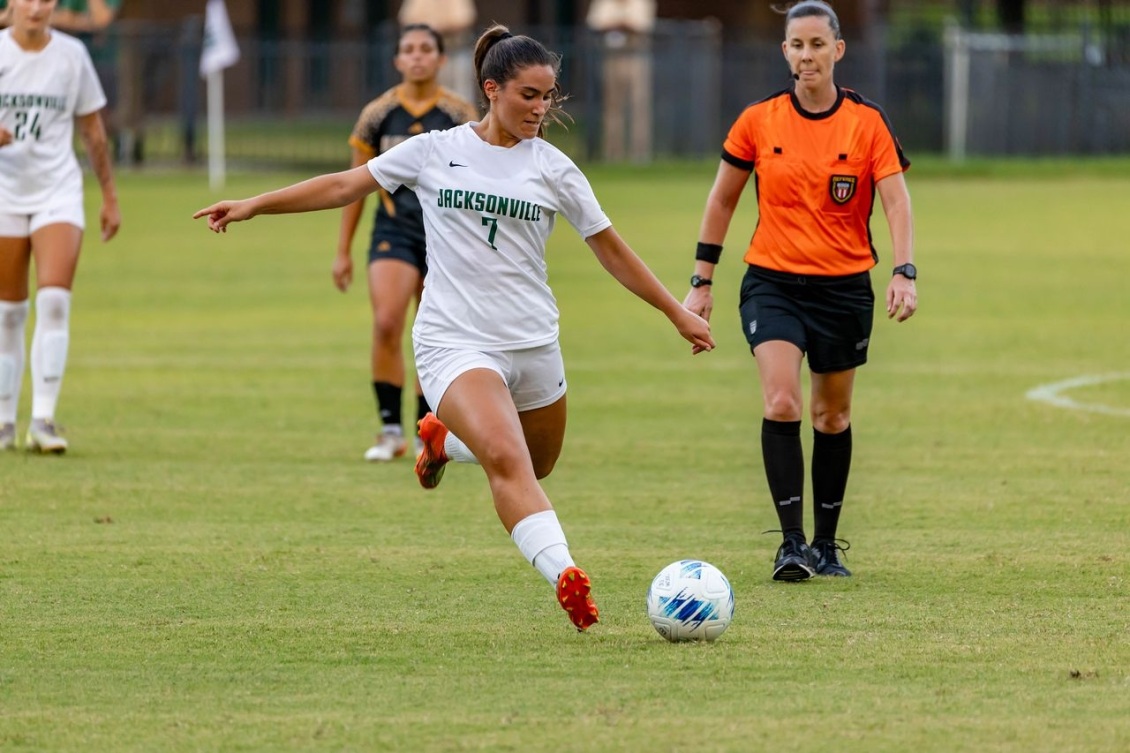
[738,264,875,374]
[367,224,428,275]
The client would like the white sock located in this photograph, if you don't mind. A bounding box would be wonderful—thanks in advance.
[511,509,576,586]
[0,299,30,425]
[444,431,479,464]
[30,287,71,421]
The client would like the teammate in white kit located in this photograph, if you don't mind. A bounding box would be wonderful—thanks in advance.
[0,0,120,454]
[194,24,714,632]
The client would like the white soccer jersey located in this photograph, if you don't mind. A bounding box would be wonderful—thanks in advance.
[0,29,107,213]
[368,123,613,349]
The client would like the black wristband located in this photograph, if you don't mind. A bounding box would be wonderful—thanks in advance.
[695,242,723,264]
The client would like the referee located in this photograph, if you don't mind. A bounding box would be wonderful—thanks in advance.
[684,0,917,581]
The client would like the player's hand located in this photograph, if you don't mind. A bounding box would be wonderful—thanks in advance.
[192,199,254,233]
[0,127,11,148]
[682,286,714,322]
[672,307,714,355]
[332,253,353,292]
[100,196,121,242]
[886,276,917,322]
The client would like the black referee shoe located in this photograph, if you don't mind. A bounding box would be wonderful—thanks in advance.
[811,538,852,577]
[772,535,815,582]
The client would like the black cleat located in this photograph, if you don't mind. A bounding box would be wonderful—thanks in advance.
[811,538,852,577]
[772,536,815,582]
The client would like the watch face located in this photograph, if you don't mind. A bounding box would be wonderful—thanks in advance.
[896,263,917,279]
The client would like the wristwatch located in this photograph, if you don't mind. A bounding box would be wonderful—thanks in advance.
[892,263,917,280]
[690,274,713,288]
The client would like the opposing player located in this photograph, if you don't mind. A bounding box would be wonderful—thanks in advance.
[0,0,120,453]
[195,24,713,632]
[334,24,478,463]
[684,0,916,580]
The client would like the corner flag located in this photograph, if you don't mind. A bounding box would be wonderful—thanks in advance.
[200,0,239,189]
[200,0,240,77]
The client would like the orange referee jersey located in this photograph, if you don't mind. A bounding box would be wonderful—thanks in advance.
[723,86,910,277]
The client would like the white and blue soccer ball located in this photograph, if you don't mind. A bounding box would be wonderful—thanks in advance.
[646,559,735,642]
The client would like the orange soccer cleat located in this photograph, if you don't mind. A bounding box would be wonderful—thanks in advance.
[414,412,450,489]
[556,566,599,632]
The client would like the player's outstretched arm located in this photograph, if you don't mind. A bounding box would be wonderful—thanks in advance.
[193,165,380,234]
[586,226,715,355]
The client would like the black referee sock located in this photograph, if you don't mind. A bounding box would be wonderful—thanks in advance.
[761,418,805,538]
[812,425,853,542]
[373,381,403,432]
[416,394,432,425]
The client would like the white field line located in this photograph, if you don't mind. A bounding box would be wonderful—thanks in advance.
[1025,373,1130,418]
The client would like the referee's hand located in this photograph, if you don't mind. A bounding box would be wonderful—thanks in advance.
[886,277,917,322]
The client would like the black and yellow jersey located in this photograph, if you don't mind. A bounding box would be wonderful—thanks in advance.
[349,85,478,236]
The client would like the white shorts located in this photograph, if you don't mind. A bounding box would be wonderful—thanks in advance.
[0,197,86,237]
[413,340,567,414]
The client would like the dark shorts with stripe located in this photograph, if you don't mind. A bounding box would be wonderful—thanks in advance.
[739,264,875,374]
[367,221,428,276]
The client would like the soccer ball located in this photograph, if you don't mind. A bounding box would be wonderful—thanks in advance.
[646,559,735,642]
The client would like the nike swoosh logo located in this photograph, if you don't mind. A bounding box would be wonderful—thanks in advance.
[448,160,467,168]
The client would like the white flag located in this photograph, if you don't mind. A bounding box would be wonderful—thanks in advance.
[200,0,240,77]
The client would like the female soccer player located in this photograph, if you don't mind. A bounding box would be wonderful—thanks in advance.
[334,24,478,463]
[0,0,120,453]
[684,0,917,580]
[195,24,714,631]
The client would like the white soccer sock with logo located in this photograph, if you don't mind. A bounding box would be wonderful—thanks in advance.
[443,431,479,464]
[511,509,575,585]
[0,299,30,425]
[30,287,71,421]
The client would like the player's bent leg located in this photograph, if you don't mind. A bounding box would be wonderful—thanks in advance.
[517,395,567,479]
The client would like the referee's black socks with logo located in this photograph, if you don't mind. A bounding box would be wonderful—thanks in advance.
[812,425,852,543]
[761,419,805,538]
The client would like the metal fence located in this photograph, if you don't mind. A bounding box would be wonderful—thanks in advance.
[89,16,1130,169]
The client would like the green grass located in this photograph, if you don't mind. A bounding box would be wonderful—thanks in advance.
[1,163,1128,751]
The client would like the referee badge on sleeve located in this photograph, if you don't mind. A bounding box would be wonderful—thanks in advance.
[829,175,857,204]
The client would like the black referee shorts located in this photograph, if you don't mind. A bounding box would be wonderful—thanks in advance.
[738,264,875,374]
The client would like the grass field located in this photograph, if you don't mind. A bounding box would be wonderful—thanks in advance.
[1,161,1128,752]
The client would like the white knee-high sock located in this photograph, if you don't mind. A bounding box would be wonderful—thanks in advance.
[0,299,30,425]
[30,287,71,421]
[444,431,479,464]
[511,509,576,586]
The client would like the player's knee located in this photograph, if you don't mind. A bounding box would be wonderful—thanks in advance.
[35,287,71,327]
[371,310,405,343]
[0,300,29,330]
